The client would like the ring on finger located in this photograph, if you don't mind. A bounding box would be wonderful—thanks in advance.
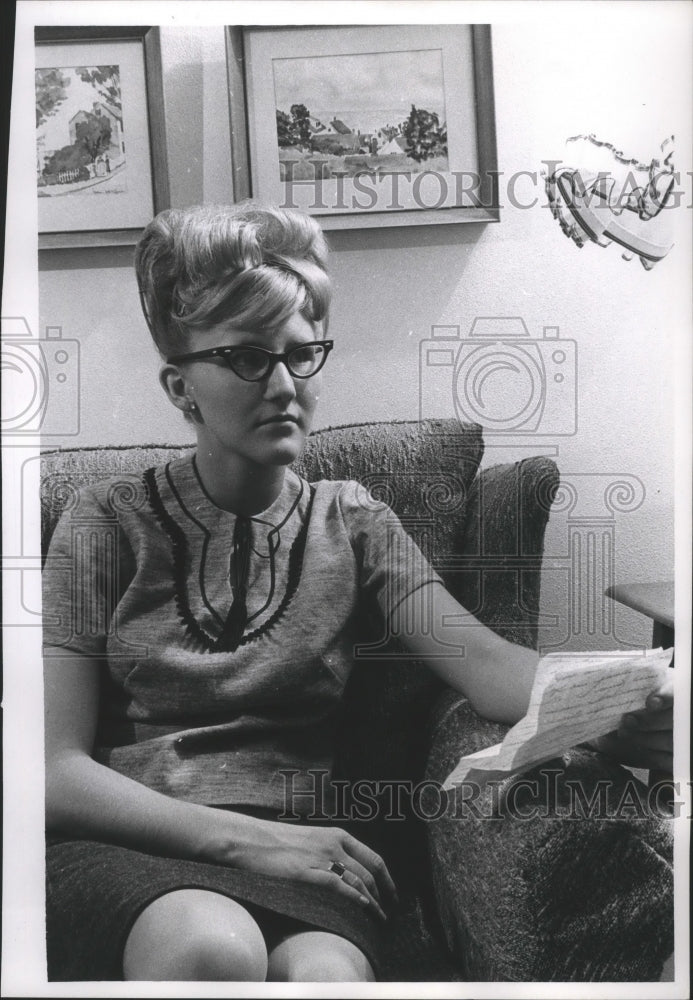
[329,860,347,878]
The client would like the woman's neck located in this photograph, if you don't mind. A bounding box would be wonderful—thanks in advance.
[194,448,286,516]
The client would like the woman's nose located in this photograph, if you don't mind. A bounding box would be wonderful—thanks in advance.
[263,359,297,400]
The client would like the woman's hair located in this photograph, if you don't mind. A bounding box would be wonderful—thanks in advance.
[135,203,331,358]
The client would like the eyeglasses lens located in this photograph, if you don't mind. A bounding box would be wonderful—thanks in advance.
[225,348,270,381]
[224,343,327,381]
[289,344,325,376]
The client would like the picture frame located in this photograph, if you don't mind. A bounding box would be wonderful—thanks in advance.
[35,26,170,249]
[225,24,499,229]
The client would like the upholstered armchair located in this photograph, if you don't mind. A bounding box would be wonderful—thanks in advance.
[41,418,673,982]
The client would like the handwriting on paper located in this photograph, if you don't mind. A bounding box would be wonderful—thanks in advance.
[443,647,673,788]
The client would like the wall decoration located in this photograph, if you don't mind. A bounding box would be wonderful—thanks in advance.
[35,27,169,249]
[545,134,676,270]
[226,25,499,229]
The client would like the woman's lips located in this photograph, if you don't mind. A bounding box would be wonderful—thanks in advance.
[257,414,300,427]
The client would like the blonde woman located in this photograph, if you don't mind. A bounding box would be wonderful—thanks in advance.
[43,204,673,982]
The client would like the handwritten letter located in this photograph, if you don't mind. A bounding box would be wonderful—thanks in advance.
[443,648,673,789]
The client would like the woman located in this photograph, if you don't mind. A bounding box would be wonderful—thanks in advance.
[43,203,674,982]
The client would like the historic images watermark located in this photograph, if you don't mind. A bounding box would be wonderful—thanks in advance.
[279,768,685,822]
[278,161,692,215]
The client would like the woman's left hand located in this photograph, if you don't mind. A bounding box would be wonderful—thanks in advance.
[590,674,673,771]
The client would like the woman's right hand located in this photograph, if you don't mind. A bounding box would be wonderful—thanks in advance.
[215,814,398,921]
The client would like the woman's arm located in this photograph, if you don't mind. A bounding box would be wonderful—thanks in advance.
[44,648,397,918]
[390,585,539,725]
[45,648,230,854]
[344,484,539,725]
[390,587,673,767]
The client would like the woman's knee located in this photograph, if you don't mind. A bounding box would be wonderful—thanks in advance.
[267,930,375,982]
[122,888,268,981]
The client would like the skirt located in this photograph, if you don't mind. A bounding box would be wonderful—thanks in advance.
[46,812,386,981]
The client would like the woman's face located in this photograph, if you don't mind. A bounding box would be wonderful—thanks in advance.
[178,310,324,469]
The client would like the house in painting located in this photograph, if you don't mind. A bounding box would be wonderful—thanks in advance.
[69,101,124,154]
[328,119,350,135]
[380,135,409,156]
[308,115,328,135]
[309,118,373,155]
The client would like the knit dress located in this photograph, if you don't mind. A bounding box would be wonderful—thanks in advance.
[43,453,443,980]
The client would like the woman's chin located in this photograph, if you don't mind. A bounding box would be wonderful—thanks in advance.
[262,423,307,463]
[259,438,305,467]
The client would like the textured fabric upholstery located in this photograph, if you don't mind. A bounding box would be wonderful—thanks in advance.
[39,419,672,981]
[41,444,194,558]
[40,419,483,556]
[425,698,674,981]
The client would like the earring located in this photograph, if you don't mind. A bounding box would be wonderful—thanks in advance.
[187,400,198,415]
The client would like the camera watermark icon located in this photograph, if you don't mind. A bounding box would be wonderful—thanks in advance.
[1,316,80,439]
[419,318,577,436]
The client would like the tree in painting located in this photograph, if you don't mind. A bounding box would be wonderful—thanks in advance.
[290,103,312,149]
[401,105,448,163]
[276,104,313,150]
[41,143,91,182]
[276,110,295,147]
[76,65,122,112]
[75,115,112,164]
[35,68,71,128]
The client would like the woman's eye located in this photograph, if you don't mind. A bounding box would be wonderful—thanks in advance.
[292,346,315,363]
[291,345,322,369]
[228,349,265,375]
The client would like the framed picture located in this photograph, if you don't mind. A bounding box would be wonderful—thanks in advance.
[35,26,169,249]
[226,24,499,229]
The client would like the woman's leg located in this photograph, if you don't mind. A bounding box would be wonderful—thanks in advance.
[122,888,268,981]
[267,931,375,982]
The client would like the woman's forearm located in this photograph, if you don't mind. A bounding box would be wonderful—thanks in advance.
[43,648,256,863]
[393,584,539,724]
[46,748,256,863]
[46,749,398,918]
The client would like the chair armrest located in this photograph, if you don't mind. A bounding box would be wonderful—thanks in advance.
[423,691,674,981]
[443,456,559,650]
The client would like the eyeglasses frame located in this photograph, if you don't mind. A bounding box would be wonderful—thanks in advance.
[166,339,334,382]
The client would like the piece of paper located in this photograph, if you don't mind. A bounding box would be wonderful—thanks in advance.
[443,647,673,789]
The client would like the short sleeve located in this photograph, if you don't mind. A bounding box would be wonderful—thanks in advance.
[337,479,444,625]
[42,487,132,657]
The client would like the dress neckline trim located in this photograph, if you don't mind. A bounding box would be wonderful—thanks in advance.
[163,451,303,531]
[143,461,314,653]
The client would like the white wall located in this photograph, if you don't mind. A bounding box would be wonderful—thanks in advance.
[36,18,691,651]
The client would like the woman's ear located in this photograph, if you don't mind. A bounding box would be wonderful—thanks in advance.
[159,364,195,416]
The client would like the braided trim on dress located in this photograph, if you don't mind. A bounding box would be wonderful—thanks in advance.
[143,466,315,653]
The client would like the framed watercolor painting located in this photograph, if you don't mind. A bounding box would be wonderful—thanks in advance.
[35,26,169,249]
[226,24,499,229]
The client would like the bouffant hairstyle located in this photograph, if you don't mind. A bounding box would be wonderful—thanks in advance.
[135,203,331,358]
